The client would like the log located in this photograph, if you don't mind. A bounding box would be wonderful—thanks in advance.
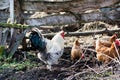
[22,0,119,13]
[42,28,120,37]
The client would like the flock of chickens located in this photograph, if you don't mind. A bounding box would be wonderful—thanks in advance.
[29,28,120,70]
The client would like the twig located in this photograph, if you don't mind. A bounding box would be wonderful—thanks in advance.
[69,58,82,68]
[99,67,113,74]
[65,70,90,80]
[59,58,71,63]
[42,28,120,37]
[83,48,96,53]
[85,65,113,74]
[85,65,99,74]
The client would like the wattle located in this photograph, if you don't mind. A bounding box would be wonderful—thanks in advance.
[115,39,120,47]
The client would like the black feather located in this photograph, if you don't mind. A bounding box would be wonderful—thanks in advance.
[29,31,46,51]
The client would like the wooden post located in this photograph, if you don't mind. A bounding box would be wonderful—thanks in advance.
[8,0,17,55]
[9,0,14,38]
[0,28,2,45]
[9,0,14,23]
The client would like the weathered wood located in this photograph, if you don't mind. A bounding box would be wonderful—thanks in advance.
[0,11,9,19]
[7,28,30,58]
[0,0,9,10]
[42,28,120,37]
[24,0,72,2]
[26,10,120,26]
[0,28,2,45]
[82,11,120,22]
[0,10,119,28]
[8,29,17,53]
[0,10,119,26]
[9,0,14,23]
[0,11,9,23]
[9,0,16,55]
[26,14,77,26]
[1,28,9,46]
[22,0,119,13]
[15,0,24,24]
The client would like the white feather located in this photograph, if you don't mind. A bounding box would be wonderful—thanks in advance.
[37,31,64,70]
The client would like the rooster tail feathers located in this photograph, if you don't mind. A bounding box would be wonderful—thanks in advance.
[37,52,47,64]
[29,28,46,51]
[31,27,43,38]
[37,52,51,63]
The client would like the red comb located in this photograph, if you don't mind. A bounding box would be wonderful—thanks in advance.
[115,39,120,46]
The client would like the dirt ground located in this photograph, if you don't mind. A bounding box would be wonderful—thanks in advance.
[0,36,120,80]
[0,22,120,80]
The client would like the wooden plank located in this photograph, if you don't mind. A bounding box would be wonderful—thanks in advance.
[0,28,2,45]
[7,28,30,58]
[26,14,77,26]
[0,10,119,27]
[9,0,14,23]
[1,28,9,46]
[0,0,9,10]
[22,0,119,13]
[24,0,72,2]
[25,10,120,26]
[0,11,9,19]
[82,10,120,22]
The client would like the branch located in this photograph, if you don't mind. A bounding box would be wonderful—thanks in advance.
[0,23,31,29]
[42,28,120,37]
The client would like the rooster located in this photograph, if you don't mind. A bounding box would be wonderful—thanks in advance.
[29,28,65,70]
[95,34,120,63]
[71,38,84,61]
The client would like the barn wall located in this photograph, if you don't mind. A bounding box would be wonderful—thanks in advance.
[0,0,119,25]
[0,11,9,23]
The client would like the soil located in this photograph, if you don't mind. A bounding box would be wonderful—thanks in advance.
[0,22,120,80]
[0,44,120,80]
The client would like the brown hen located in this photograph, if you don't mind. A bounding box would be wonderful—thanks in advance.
[95,34,120,63]
[71,39,84,61]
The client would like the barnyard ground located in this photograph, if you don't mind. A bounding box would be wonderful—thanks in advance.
[0,21,120,80]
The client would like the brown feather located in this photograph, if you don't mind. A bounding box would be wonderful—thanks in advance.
[71,39,83,61]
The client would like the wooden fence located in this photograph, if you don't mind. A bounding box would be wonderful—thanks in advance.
[0,0,119,25]
[0,0,119,57]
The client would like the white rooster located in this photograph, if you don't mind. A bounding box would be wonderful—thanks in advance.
[29,28,65,70]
